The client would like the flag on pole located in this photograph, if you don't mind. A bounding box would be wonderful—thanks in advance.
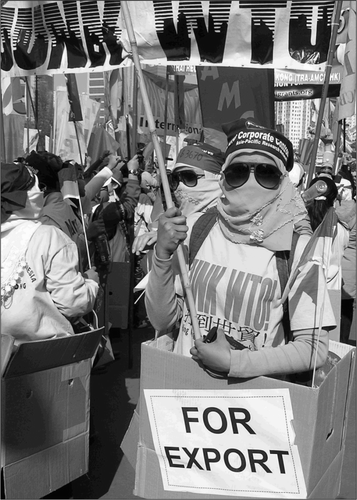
[338,1,356,120]
[58,163,80,200]
[282,207,339,332]
[65,74,83,122]
[1,76,26,116]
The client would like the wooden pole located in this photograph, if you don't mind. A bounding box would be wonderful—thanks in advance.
[174,74,180,156]
[132,68,138,153]
[306,1,343,186]
[25,77,31,154]
[333,120,342,174]
[163,68,169,167]
[73,120,83,166]
[0,74,6,161]
[121,1,202,341]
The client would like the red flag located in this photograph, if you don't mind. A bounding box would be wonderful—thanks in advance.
[58,163,80,200]
[282,208,339,331]
[65,74,83,122]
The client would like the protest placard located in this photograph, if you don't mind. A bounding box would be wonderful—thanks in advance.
[144,388,306,498]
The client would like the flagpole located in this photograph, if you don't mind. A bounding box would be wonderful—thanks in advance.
[25,78,31,154]
[78,195,92,268]
[333,120,342,173]
[163,67,169,167]
[73,119,84,166]
[132,68,138,153]
[174,74,180,156]
[121,0,202,341]
[307,0,343,186]
[0,74,6,161]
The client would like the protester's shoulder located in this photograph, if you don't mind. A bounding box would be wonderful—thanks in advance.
[186,209,218,249]
[335,200,356,228]
[186,211,206,228]
[32,223,75,247]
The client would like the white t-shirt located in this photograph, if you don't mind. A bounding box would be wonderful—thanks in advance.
[174,221,336,357]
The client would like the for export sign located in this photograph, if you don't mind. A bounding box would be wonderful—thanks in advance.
[144,388,306,498]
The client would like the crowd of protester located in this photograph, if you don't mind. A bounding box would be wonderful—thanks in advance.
[1,129,356,369]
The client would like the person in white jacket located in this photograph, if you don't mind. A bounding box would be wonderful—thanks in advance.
[1,162,99,344]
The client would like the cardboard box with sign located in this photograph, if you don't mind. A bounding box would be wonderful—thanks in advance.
[122,339,355,499]
[1,329,102,499]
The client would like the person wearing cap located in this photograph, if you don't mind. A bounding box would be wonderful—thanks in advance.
[169,142,225,217]
[132,142,225,255]
[91,154,141,263]
[1,162,99,344]
[145,119,336,379]
[25,150,122,271]
[304,177,349,328]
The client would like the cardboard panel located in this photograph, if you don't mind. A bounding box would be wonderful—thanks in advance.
[1,335,14,377]
[131,340,355,499]
[121,409,140,470]
[307,449,344,499]
[307,349,355,490]
[3,434,88,500]
[3,328,103,378]
[1,330,101,499]
[2,360,90,465]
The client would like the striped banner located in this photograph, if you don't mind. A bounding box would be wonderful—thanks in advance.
[1,1,336,76]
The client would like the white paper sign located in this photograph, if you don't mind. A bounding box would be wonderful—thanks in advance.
[144,389,307,498]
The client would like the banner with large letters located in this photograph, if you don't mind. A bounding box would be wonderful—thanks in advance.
[1,0,336,77]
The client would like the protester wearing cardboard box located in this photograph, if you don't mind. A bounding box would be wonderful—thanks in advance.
[1,162,99,344]
[145,119,336,378]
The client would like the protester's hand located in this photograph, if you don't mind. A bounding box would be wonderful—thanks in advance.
[132,231,158,255]
[86,218,106,241]
[127,154,140,173]
[107,154,123,171]
[83,266,99,284]
[156,207,188,259]
[190,328,231,373]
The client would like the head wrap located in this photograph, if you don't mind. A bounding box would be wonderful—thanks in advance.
[170,143,224,216]
[1,163,36,223]
[222,119,294,172]
[216,122,307,251]
[173,143,225,174]
[25,150,63,191]
[289,162,306,187]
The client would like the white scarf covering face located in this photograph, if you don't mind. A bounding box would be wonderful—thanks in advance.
[172,166,222,217]
[1,178,44,301]
[216,151,307,251]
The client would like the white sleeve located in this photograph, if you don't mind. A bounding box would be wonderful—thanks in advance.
[42,227,99,317]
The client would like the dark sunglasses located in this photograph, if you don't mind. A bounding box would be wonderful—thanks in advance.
[223,163,282,190]
[169,170,205,190]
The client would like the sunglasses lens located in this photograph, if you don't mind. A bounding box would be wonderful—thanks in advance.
[180,171,198,187]
[255,164,281,189]
[224,163,250,188]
